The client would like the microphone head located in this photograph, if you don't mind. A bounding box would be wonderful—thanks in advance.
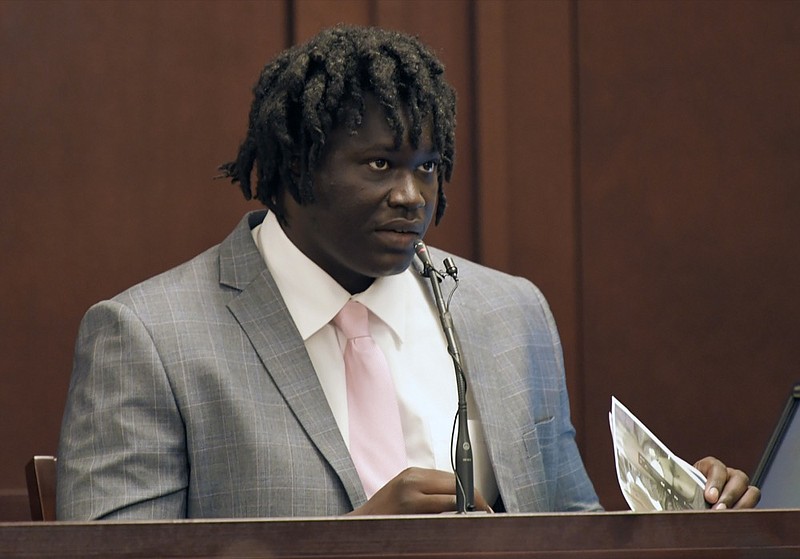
[443,257,458,281]
[413,239,434,276]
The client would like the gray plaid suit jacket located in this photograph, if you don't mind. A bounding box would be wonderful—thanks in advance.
[56,211,600,519]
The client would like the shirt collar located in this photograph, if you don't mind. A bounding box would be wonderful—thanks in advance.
[253,212,411,343]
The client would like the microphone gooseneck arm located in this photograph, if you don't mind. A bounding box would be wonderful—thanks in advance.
[414,240,475,513]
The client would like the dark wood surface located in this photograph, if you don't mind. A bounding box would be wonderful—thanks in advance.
[2,509,799,558]
[24,457,56,522]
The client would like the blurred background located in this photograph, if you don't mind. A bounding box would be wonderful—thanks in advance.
[1,0,798,518]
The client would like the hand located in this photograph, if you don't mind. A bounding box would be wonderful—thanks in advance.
[349,467,493,515]
[694,456,761,509]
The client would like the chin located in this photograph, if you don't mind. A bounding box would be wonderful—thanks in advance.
[372,255,415,278]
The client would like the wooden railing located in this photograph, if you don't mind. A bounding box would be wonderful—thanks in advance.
[2,509,799,558]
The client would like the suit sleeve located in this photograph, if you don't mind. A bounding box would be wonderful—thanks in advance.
[56,300,188,520]
[531,285,603,512]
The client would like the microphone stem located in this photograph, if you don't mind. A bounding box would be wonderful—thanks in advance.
[424,267,475,513]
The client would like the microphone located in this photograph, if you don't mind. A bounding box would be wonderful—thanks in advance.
[413,240,475,513]
[443,257,458,281]
[414,239,435,277]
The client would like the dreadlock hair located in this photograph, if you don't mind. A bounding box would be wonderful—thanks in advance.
[218,25,457,225]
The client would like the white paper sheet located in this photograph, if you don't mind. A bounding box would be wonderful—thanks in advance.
[610,396,709,511]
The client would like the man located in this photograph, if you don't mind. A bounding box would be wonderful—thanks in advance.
[57,25,759,519]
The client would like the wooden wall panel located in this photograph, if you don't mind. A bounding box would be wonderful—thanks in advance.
[0,0,288,520]
[577,0,800,509]
[474,1,512,273]
[499,0,585,444]
[473,0,587,450]
[293,0,371,42]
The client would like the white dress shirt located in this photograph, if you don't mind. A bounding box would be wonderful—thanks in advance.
[252,212,497,504]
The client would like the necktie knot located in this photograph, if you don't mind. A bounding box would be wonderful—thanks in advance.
[333,300,370,340]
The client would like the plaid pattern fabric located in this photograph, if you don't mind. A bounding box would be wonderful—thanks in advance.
[56,211,600,519]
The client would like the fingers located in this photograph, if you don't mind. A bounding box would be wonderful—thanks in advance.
[714,467,759,509]
[730,483,761,509]
[350,467,493,515]
[401,468,493,513]
[402,467,458,494]
[390,468,459,514]
[694,456,760,510]
[694,456,726,502]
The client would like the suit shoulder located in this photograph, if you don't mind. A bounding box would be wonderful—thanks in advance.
[76,241,238,352]
[112,243,224,307]
[427,247,545,301]
[102,212,264,310]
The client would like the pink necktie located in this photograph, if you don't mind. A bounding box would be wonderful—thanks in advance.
[334,300,408,498]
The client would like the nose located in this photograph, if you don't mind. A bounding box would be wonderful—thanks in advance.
[387,170,426,210]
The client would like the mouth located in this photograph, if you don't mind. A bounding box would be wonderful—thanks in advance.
[374,220,424,248]
[377,218,424,234]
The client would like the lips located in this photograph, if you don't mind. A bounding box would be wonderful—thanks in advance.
[376,219,424,236]
[374,219,424,250]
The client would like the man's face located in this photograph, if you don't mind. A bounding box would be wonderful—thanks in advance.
[281,96,440,294]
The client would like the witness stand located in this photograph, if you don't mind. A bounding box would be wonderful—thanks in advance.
[1,509,799,558]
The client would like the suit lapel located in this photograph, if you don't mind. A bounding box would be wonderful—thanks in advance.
[220,212,367,509]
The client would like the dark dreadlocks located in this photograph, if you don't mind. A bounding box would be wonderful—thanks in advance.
[218,25,457,225]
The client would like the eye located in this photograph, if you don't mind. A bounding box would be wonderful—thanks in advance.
[368,159,389,171]
[418,160,438,174]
